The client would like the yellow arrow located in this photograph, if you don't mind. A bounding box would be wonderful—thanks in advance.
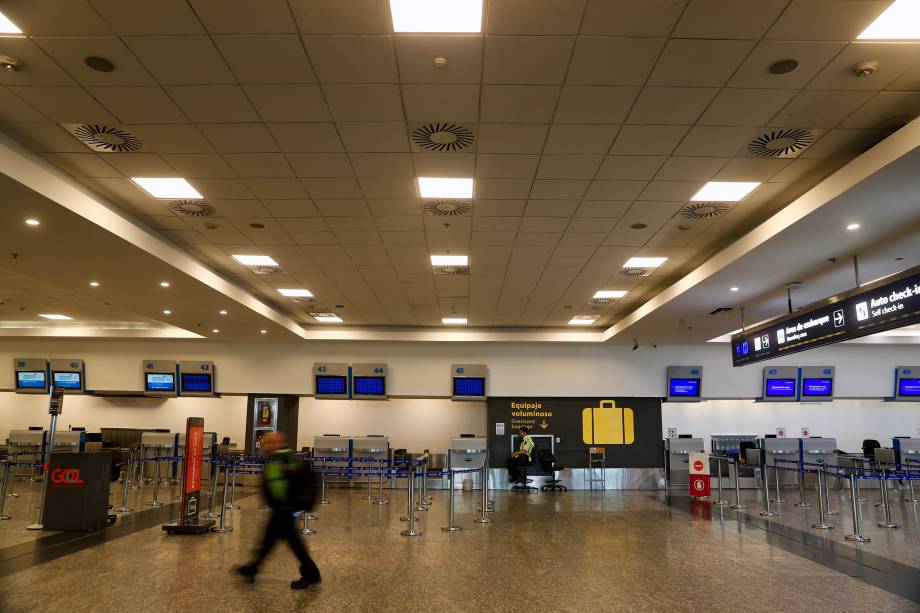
[539,420,549,429]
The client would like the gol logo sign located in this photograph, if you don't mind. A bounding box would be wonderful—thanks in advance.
[50,468,84,486]
[582,400,634,445]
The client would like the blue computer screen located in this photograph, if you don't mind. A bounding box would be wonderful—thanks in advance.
[316,375,347,395]
[899,378,920,396]
[181,373,212,393]
[453,377,485,397]
[52,371,81,389]
[353,376,385,396]
[765,378,796,397]
[145,373,175,392]
[16,371,46,389]
[669,378,700,397]
[802,378,833,396]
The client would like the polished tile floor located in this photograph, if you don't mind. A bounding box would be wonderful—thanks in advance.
[0,482,918,612]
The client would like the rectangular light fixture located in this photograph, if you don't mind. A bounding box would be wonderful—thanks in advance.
[0,10,22,34]
[131,177,202,199]
[690,181,760,202]
[858,0,920,39]
[624,257,668,268]
[278,288,313,298]
[442,317,468,325]
[232,254,279,266]
[39,314,72,321]
[593,290,628,299]
[418,177,473,199]
[390,0,482,33]
[431,255,468,266]
[312,313,342,323]
[568,315,598,326]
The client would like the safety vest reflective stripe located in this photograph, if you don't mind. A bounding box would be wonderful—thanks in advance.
[520,435,535,461]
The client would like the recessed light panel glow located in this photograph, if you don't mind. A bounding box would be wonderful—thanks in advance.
[131,177,202,199]
[39,314,72,320]
[313,314,343,323]
[232,254,279,266]
[278,288,314,298]
[0,10,22,34]
[418,177,473,198]
[390,0,482,33]
[442,317,468,325]
[624,257,668,268]
[858,0,920,39]
[568,315,598,326]
[690,181,760,202]
[431,255,468,266]
[593,290,627,299]
[25,218,40,226]
[846,223,861,231]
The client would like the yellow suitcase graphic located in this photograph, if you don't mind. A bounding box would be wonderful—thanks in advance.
[582,400,634,445]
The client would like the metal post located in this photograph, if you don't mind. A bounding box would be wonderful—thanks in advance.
[401,465,422,537]
[363,460,377,501]
[422,456,432,505]
[729,460,747,510]
[210,462,233,533]
[713,457,728,506]
[202,461,220,520]
[442,468,461,532]
[877,470,901,529]
[794,459,812,508]
[845,473,870,542]
[298,510,317,536]
[227,457,240,509]
[27,409,59,530]
[114,451,134,513]
[400,463,418,523]
[474,464,494,523]
[759,464,778,517]
[147,457,163,507]
[823,464,839,516]
[907,462,919,503]
[811,464,833,530]
[375,459,390,505]
[6,453,18,499]
[320,468,329,505]
[771,459,785,503]
[874,464,887,509]
[0,460,12,520]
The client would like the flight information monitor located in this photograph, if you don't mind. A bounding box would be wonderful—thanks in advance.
[451,364,487,401]
[314,362,349,399]
[894,366,920,400]
[800,366,834,401]
[53,371,82,390]
[316,376,347,395]
[453,377,485,398]
[669,378,700,398]
[353,376,385,396]
[181,373,212,393]
[666,366,703,402]
[178,361,216,397]
[765,379,797,397]
[899,379,920,396]
[17,371,46,390]
[802,378,833,396]
[143,360,178,397]
[351,363,387,400]
[14,359,49,394]
[145,373,176,393]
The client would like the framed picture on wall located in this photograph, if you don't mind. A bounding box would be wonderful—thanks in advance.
[254,397,278,429]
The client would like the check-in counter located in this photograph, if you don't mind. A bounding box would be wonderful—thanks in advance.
[449,437,486,489]
[893,438,920,468]
[313,435,351,483]
[664,437,704,487]
[801,437,838,486]
[760,438,800,485]
[353,436,389,485]
[8,430,46,480]
[177,432,216,481]
[53,430,85,453]
[140,432,175,483]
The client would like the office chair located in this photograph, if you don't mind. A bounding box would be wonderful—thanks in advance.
[511,456,537,492]
[862,439,881,459]
[538,449,566,492]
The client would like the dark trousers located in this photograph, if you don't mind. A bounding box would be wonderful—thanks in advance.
[252,509,320,580]
[506,456,531,482]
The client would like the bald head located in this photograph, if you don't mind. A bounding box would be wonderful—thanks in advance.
[262,431,287,453]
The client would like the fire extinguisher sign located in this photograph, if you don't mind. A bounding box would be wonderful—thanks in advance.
[688,452,711,498]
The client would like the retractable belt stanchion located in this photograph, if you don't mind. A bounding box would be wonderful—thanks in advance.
[771,459,785,504]
[0,460,12,520]
[320,469,329,505]
[362,462,377,502]
[712,456,728,506]
[202,460,220,520]
[415,456,429,512]
[423,458,432,506]
[877,469,901,529]
[907,460,919,503]
[6,454,18,499]
[114,450,134,513]
[811,463,834,530]
[759,464,778,518]
[375,459,390,505]
[729,459,747,510]
[297,510,317,536]
[227,457,240,510]
[400,463,418,523]
[794,459,812,508]
[845,472,870,543]
[147,456,163,507]
[401,464,422,537]
[442,466,461,532]
[473,463,493,524]
[874,464,888,509]
[821,463,839,516]
[211,461,233,533]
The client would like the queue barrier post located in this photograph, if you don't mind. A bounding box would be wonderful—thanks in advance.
[474,463,493,524]
[729,459,747,510]
[822,463,839,516]
[362,462,377,502]
[114,450,134,514]
[210,462,233,533]
[400,463,419,523]
[227,457,240,510]
[297,510,317,536]
[375,460,390,505]
[713,456,728,506]
[319,470,329,505]
[811,464,833,530]
[147,456,164,507]
[793,459,812,508]
[0,460,12,520]
[202,461,220,520]
[877,469,901,529]
[415,458,429,512]
[759,464,778,518]
[907,461,919,503]
[441,467,461,532]
[845,473,870,543]
[401,465,422,537]
[422,458,432,505]
[771,458,785,504]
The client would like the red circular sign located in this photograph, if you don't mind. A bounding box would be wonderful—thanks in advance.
[693,460,704,472]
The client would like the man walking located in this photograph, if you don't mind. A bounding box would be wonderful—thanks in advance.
[236,431,321,589]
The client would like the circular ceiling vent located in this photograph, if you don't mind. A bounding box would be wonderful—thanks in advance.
[168,200,216,216]
[72,124,142,153]
[620,267,651,277]
[679,202,730,219]
[746,128,814,158]
[433,266,469,277]
[412,123,474,152]
[423,199,471,216]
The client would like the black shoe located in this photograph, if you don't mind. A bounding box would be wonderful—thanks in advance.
[235,564,257,583]
[291,575,321,590]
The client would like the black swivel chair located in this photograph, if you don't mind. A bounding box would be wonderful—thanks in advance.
[511,455,537,492]
[862,439,881,459]
[538,449,566,492]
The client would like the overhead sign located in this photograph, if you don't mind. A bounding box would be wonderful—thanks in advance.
[731,265,920,366]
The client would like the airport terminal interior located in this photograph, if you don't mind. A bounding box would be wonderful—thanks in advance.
[3,0,920,611]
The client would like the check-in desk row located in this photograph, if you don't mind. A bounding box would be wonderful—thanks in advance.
[138,431,217,482]
[312,435,390,485]
[5,430,86,479]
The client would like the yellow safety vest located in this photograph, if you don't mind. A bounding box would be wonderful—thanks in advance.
[519,435,535,461]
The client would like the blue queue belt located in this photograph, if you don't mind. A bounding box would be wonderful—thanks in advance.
[771,457,920,481]
[207,454,479,478]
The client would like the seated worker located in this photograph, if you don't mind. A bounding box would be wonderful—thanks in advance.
[506,427,536,485]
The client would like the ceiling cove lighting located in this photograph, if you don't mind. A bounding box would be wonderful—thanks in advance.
[312,313,343,323]
[219,310,228,315]
[0,10,22,34]
[690,181,760,202]
[278,288,313,298]
[211,329,219,333]
[624,257,668,268]
[858,0,920,39]
[431,254,468,266]
[442,317,468,325]
[89,281,100,287]
[260,329,267,334]
[232,254,279,266]
[418,177,474,199]
[593,290,628,299]
[160,281,170,287]
[390,0,482,33]
[130,177,202,199]
[163,309,172,315]
[846,223,861,231]
[730,286,740,292]
[25,218,40,226]
[39,314,72,320]
[568,315,599,326]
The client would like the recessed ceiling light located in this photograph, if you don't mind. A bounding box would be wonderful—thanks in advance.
[624,257,668,268]
[25,218,40,226]
[730,287,740,292]
[260,329,267,334]
[130,177,202,199]
[418,177,473,199]
[690,181,760,202]
[390,0,482,33]
[211,329,219,333]
[0,10,22,34]
[846,223,861,231]
[39,314,72,320]
[278,288,313,298]
[431,254,468,266]
[312,313,343,323]
[568,315,599,326]
[593,290,627,299]
[163,309,172,315]
[160,281,170,287]
[219,310,228,315]
[232,254,279,266]
[89,281,100,287]
[858,0,920,39]
[442,317,468,325]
